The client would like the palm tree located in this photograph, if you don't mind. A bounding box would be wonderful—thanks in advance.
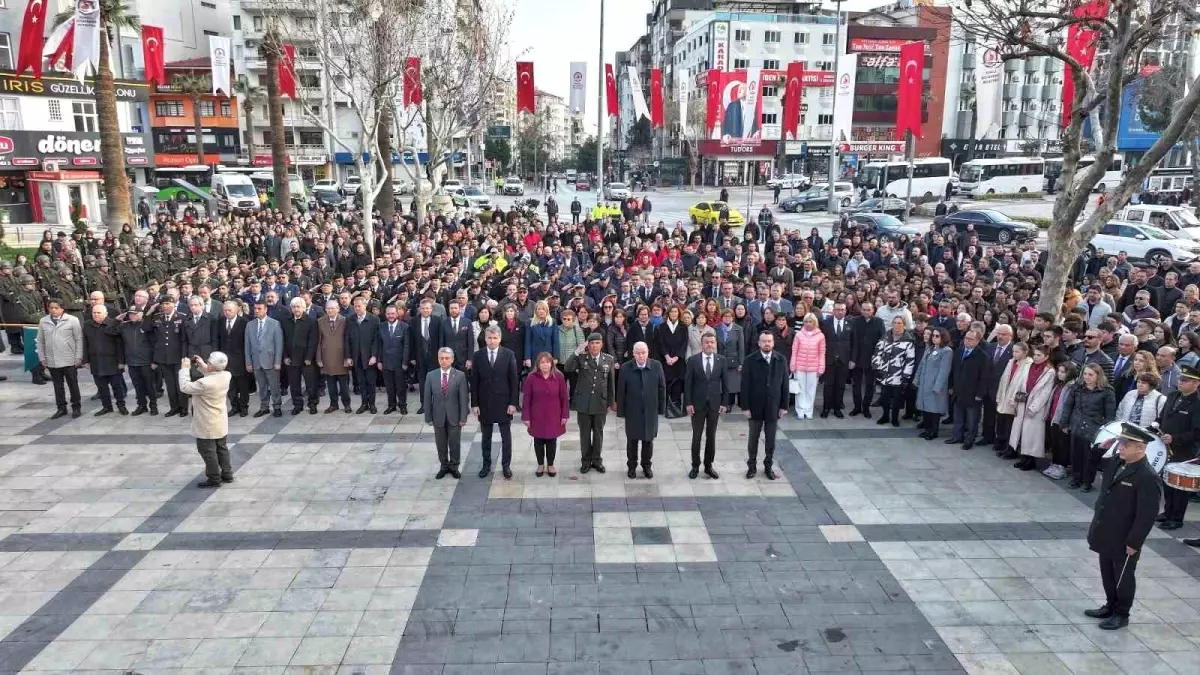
[171,74,213,165]
[261,24,291,216]
[233,75,265,162]
[54,1,140,233]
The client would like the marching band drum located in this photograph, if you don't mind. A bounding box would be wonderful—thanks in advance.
[1096,420,1200,492]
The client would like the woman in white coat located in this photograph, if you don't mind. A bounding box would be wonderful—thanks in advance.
[1115,371,1166,428]
[1009,344,1058,470]
[994,342,1031,458]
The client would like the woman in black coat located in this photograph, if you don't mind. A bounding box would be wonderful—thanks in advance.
[653,305,689,409]
[498,304,526,365]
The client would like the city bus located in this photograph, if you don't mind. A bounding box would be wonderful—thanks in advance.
[1044,154,1125,192]
[152,165,212,202]
[957,156,1045,197]
[857,157,953,201]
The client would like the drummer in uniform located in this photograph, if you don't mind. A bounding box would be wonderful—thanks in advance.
[1156,363,1200,530]
[1086,421,1161,631]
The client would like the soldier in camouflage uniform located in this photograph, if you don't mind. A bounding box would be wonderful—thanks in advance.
[11,275,48,384]
[33,255,55,288]
[0,260,18,352]
[56,265,87,320]
[91,260,121,304]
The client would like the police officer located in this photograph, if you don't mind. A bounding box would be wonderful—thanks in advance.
[1085,422,1161,631]
[1157,364,1200,530]
[564,332,615,474]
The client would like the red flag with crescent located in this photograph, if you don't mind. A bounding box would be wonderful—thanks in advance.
[1062,0,1109,129]
[16,0,48,77]
[278,43,297,99]
[605,64,618,117]
[141,25,165,88]
[650,69,664,128]
[895,41,924,139]
[516,61,535,114]
[403,57,423,107]
[705,69,721,137]
[782,61,804,141]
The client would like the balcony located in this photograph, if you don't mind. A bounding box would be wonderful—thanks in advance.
[1043,83,1062,99]
[253,116,318,128]
[1003,111,1019,126]
[961,52,975,69]
[1005,83,1021,98]
[1023,84,1041,99]
[1025,56,1045,72]
[1005,60,1021,72]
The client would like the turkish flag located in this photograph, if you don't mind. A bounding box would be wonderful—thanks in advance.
[1062,0,1109,129]
[895,41,924,140]
[650,69,664,128]
[278,44,297,99]
[605,64,618,117]
[782,61,805,141]
[16,0,48,77]
[403,57,422,106]
[48,22,74,71]
[705,69,721,138]
[141,26,165,88]
[516,62,535,114]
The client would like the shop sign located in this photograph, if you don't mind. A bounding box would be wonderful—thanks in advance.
[847,38,931,54]
[860,53,900,69]
[0,131,155,168]
[699,140,779,156]
[0,72,149,101]
[940,138,1005,155]
[712,22,729,72]
[839,141,905,154]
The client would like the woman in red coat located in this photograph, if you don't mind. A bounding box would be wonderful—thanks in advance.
[522,352,570,477]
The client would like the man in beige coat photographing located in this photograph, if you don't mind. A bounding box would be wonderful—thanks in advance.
[180,352,234,488]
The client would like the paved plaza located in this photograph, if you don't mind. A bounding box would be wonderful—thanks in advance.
[0,356,1198,675]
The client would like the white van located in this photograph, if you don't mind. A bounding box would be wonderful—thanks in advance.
[1119,205,1200,241]
[211,173,260,215]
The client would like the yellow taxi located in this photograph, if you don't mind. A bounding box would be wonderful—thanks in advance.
[688,201,745,227]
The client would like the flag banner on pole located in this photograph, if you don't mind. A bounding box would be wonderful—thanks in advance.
[1062,0,1109,129]
[70,0,100,84]
[974,40,1003,139]
[516,61,535,113]
[569,61,586,116]
[209,35,231,95]
[782,61,804,141]
[894,41,924,140]
[605,64,619,117]
[740,67,762,141]
[43,18,73,70]
[142,26,165,88]
[628,66,650,121]
[832,54,857,143]
[709,70,762,145]
[650,69,664,128]
[705,69,721,139]
[678,80,690,137]
[403,57,422,107]
[278,44,297,99]
[16,0,48,78]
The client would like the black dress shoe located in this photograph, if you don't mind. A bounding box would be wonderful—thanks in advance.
[150,407,160,416]
[94,408,113,417]
[50,410,67,420]
[580,464,591,474]
[117,406,129,415]
[435,467,449,479]
[1156,513,1169,523]
[832,410,844,419]
[131,406,147,416]
[383,407,397,414]
[764,467,777,480]
[875,415,889,426]
[416,406,425,414]
[848,408,861,417]
[478,464,491,479]
[643,468,653,479]
[272,409,282,418]
[448,469,461,479]
[196,479,222,488]
[746,467,757,479]
[238,409,247,417]
[253,409,270,418]
[1080,484,1093,493]
[291,406,303,415]
[308,406,318,415]
[944,437,963,444]
[704,466,719,479]
[221,475,235,483]
[1183,538,1200,547]
[1098,615,1129,631]
[962,442,974,451]
[1000,449,1019,460]
[343,407,352,414]
[324,405,338,414]
[356,405,368,414]
[820,410,829,418]
[861,410,872,420]
[1067,480,1082,490]
[688,467,699,479]
[369,404,378,414]
[400,406,408,415]
[1084,606,1113,619]
[627,468,636,479]
[502,467,512,479]
[71,409,81,418]
[1159,520,1182,530]
[592,463,606,473]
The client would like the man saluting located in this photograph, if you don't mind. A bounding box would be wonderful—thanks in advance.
[1085,421,1161,631]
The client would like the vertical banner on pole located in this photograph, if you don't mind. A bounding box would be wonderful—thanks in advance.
[649,68,664,128]
[894,41,924,140]
[569,61,587,116]
[832,54,857,143]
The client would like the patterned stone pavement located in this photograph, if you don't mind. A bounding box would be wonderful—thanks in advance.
[0,357,1198,674]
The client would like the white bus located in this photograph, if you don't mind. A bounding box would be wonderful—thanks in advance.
[1142,165,1194,195]
[958,157,1045,197]
[857,157,953,201]
[1045,154,1125,192]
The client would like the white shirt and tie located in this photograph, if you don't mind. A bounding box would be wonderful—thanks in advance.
[422,317,430,340]
[834,318,844,335]
[226,317,235,334]
[488,348,497,365]
[704,353,713,377]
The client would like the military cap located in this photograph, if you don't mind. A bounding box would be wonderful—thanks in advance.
[1115,422,1155,444]
[1182,364,1200,381]
[0,260,10,269]
[587,332,604,343]
[18,274,33,283]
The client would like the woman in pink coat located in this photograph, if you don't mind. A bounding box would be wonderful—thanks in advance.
[522,352,570,477]
[789,313,826,419]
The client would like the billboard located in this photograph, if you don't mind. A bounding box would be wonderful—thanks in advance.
[707,70,764,146]
[1117,81,1158,151]
[712,22,729,72]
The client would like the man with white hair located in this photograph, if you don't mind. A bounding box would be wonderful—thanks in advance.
[179,352,233,488]
[281,296,320,415]
[81,302,128,416]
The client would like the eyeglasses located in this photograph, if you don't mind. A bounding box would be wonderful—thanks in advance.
[1084,335,1100,340]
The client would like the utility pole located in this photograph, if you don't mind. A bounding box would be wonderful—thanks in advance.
[827,0,844,213]
[596,0,605,197]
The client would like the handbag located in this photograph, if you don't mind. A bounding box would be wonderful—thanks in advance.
[665,396,685,419]
[789,377,801,394]
[1013,391,1028,404]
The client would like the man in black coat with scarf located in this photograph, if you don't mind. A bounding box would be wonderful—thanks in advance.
[617,341,666,479]
[469,326,520,479]
[82,304,128,415]
[947,329,992,450]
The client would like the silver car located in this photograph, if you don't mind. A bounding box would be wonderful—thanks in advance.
[603,182,630,200]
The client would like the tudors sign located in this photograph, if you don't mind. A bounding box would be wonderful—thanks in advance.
[0,131,154,168]
[0,71,149,102]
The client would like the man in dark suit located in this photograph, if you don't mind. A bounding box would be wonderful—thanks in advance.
[821,302,853,418]
[684,330,726,479]
[948,329,991,450]
[281,297,320,415]
[81,303,128,415]
[145,297,187,417]
[347,297,381,414]
[469,326,520,479]
[1111,334,1139,398]
[626,306,657,358]
[741,331,790,480]
[982,324,1015,451]
[425,347,470,479]
[216,301,249,416]
[409,299,445,414]
[849,302,885,418]
[376,305,410,414]
[443,300,473,371]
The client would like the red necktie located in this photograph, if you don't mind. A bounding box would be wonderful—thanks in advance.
[441,372,448,395]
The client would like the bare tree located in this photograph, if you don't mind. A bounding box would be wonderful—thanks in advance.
[1136,61,1200,208]
[936,0,1200,317]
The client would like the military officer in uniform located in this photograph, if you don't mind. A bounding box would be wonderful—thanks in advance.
[1156,364,1200,530]
[1085,421,1161,630]
[145,297,188,417]
[564,332,616,474]
[11,275,48,383]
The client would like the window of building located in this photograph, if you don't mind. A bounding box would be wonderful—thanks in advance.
[795,33,808,44]
[201,1,216,7]
[822,33,836,46]
[233,15,242,30]
[0,33,12,71]
[763,59,780,70]
[734,29,751,41]
[761,86,779,97]
[203,30,218,37]
[72,100,97,132]
[221,100,232,117]
[155,100,185,117]
[199,100,216,117]
[761,112,778,124]
[733,58,749,69]
[298,130,324,146]
[764,30,781,43]
[253,16,264,30]
[817,113,833,125]
[48,99,62,122]
[814,61,833,71]
[0,97,20,130]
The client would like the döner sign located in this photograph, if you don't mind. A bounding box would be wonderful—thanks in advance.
[38,134,101,155]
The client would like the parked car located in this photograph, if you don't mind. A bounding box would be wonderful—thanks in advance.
[442,179,464,192]
[766,173,810,190]
[603,182,630,200]
[575,176,592,191]
[1089,220,1200,265]
[1118,205,1200,241]
[310,188,346,210]
[340,175,362,196]
[839,198,910,225]
[933,208,1039,244]
[688,201,745,226]
[845,212,924,242]
[450,186,492,209]
[780,183,855,212]
[313,178,340,193]
[502,177,525,196]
